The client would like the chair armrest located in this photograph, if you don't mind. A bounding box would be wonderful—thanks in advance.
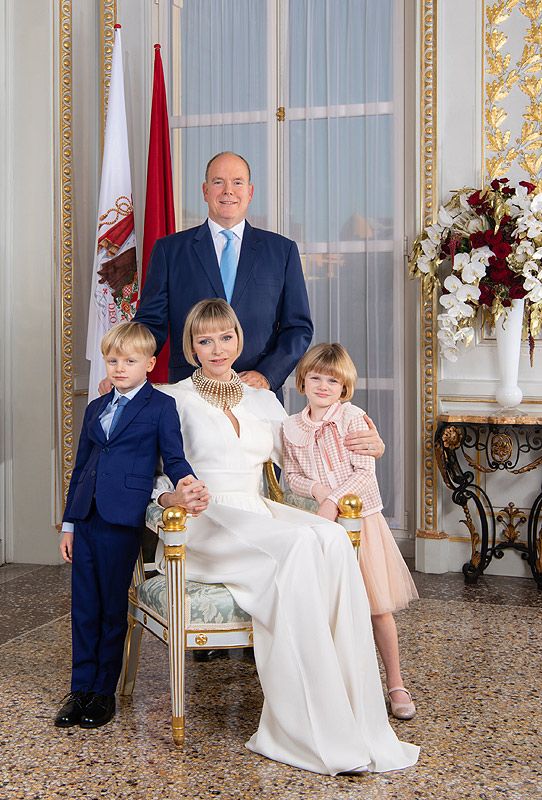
[158,506,188,548]
[336,495,363,549]
[263,460,283,503]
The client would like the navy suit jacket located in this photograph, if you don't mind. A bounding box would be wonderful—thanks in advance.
[63,382,193,528]
[135,220,313,392]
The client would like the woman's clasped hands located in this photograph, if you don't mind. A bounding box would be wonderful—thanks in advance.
[166,474,209,515]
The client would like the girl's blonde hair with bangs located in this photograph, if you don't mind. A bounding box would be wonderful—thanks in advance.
[295,343,357,402]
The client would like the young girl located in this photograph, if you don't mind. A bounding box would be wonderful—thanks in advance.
[282,343,419,720]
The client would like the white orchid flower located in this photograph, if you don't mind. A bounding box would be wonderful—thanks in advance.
[455,326,474,344]
[531,194,542,214]
[522,260,540,278]
[456,284,481,303]
[452,253,471,271]
[467,218,485,233]
[459,193,471,211]
[441,346,459,362]
[515,240,535,262]
[420,238,438,258]
[425,224,443,244]
[437,328,456,347]
[443,274,462,293]
[471,246,493,265]
[439,293,459,310]
[524,275,542,302]
[462,260,486,283]
[446,299,474,319]
[437,206,455,227]
[437,313,456,330]
[416,255,433,274]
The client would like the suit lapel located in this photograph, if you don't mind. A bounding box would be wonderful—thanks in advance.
[193,221,226,299]
[90,391,114,444]
[231,221,259,306]
[107,381,154,442]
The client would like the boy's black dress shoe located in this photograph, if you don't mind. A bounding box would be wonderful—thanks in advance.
[54,691,89,728]
[79,693,116,728]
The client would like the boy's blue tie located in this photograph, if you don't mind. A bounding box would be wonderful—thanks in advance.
[219,229,236,303]
[108,395,129,438]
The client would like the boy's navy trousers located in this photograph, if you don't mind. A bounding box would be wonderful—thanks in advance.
[70,505,141,695]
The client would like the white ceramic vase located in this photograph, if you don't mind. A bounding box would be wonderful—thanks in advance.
[494,298,524,409]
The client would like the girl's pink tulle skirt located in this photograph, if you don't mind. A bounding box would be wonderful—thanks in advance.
[359,512,419,616]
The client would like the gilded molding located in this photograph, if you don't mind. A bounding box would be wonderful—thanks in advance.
[59,0,74,503]
[483,0,542,186]
[419,1,439,536]
[100,0,117,146]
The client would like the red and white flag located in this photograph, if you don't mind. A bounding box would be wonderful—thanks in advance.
[141,43,176,383]
[87,25,139,401]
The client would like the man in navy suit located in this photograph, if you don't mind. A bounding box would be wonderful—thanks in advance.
[133,151,314,398]
[55,322,205,729]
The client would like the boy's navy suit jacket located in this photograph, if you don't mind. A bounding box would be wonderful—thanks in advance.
[63,381,192,528]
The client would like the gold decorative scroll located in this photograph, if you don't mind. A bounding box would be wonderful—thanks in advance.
[418,1,439,538]
[59,0,74,503]
[483,0,542,188]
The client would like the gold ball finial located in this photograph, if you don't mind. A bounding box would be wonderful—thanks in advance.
[162,506,187,531]
[337,494,363,519]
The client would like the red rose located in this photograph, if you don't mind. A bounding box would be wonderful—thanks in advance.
[488,265,513,285]
[490,179,501,191]
[509,283,527,299]
[519,181,536,194]
[502,299,512,307]
[478,284,495,306]
[468,191,484,207]
[493,241,512,258]
[484,229,503,246]
[470,231,486,249]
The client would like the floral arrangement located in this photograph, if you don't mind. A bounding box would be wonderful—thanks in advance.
[409,179,542,362]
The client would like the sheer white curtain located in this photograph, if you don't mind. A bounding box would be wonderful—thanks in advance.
[166,0,405,528]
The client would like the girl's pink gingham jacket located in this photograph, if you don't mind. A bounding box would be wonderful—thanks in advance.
[281,401,383,517]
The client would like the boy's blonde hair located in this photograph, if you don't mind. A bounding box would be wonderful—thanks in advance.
[295,343,357,402]
[101,321,157,358]
[183,298,244,366]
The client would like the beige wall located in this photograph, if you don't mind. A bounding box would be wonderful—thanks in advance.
[3,0,59,563]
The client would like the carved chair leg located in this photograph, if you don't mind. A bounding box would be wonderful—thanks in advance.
[119,615,143,696]
[165,544,186,746]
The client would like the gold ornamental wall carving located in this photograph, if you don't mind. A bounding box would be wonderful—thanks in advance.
[483,0,542,187]
[418,0,439,539]
[58,1,117,505]
[59,0,73,503]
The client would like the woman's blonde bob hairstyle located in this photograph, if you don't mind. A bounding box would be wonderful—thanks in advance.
[183,298,244,367]
[101,321,157,358]
[295,343,357,402]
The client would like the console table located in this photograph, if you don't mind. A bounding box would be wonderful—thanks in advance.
[435,412,542,587]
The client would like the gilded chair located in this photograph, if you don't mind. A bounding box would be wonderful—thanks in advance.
[119,462,362,745]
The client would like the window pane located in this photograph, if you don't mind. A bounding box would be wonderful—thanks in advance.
[173,0,268,116]
[288,116,394,244]
[289,0,393,107]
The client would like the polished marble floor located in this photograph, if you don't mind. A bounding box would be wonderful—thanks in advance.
[0,562,540,799]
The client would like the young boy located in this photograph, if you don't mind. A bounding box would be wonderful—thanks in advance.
[55,321,200,729]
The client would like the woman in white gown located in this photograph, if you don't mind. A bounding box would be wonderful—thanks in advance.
[155,299,419,776]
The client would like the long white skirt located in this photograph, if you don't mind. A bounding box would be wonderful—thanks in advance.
[179,491,419,776]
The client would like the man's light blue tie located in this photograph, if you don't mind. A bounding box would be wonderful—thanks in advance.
[219,229,237,303]
[108,395,129,438]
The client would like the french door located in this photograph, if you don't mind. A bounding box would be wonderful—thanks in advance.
[159,0,405,528]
